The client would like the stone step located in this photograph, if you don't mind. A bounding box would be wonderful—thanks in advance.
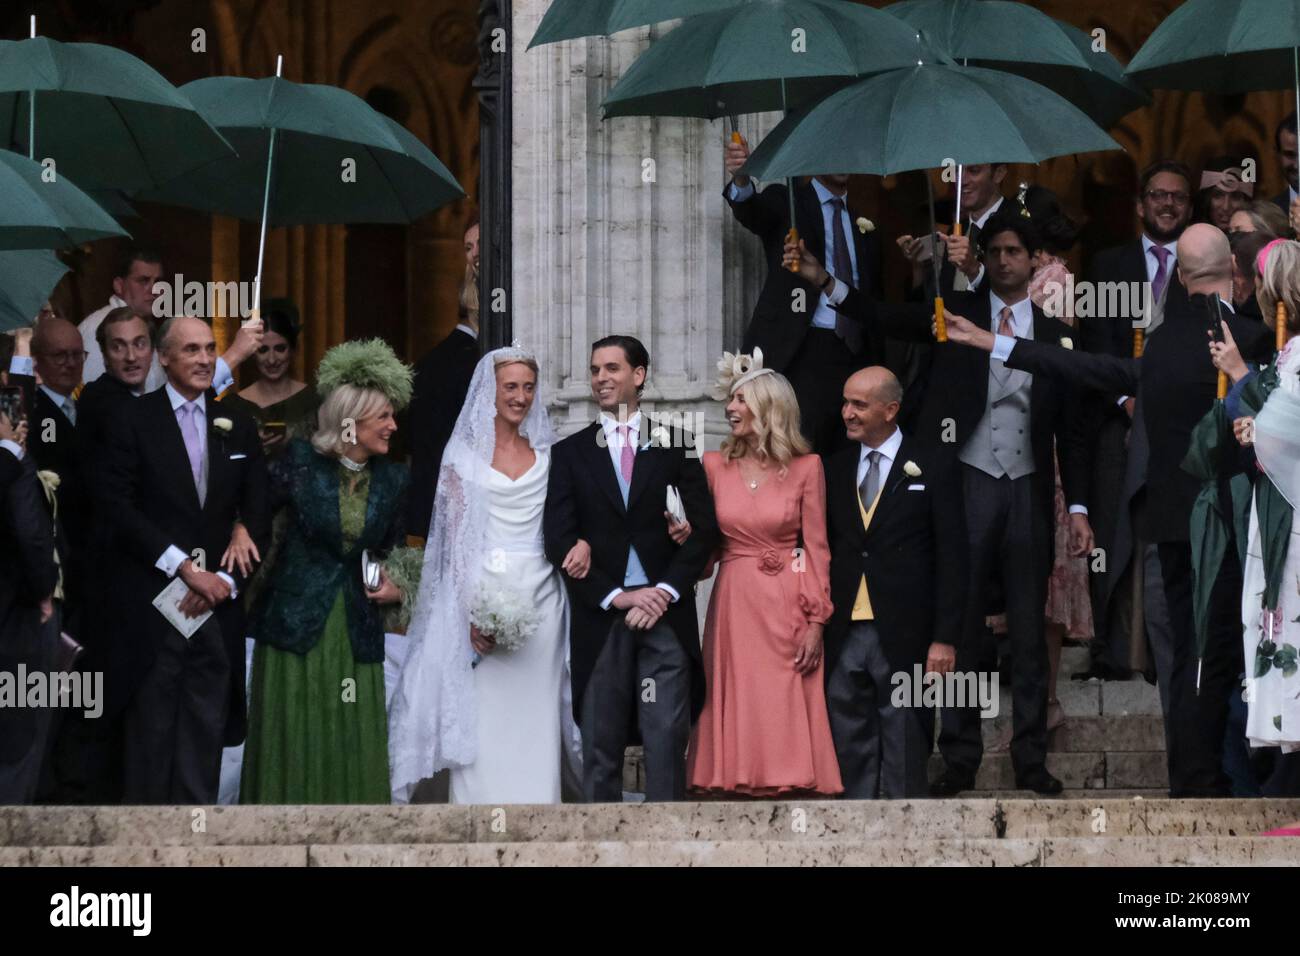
[980,715,1165,753]
[4,799,1295,847]
[4,835,1297,867]
[928,751,1169,791]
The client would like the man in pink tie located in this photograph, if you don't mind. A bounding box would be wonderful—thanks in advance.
[544,334,718,801]
[1074,160,1194,691]
[97,316,269,804]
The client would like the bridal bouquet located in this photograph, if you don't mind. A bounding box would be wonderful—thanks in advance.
[468,583,538,654]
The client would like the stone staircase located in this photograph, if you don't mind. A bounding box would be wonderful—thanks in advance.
[1,798,1297,866]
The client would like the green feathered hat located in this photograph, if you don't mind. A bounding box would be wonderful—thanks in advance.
[315,338,414,411]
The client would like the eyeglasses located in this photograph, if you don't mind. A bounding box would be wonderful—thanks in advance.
[1143,189,1191,205]
[42,349,87,365]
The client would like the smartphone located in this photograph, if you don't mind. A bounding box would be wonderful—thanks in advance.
[0,386,25,427]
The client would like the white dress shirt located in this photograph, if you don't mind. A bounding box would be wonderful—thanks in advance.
[595,409,681,611]
[961,195,1005,291]
[1140,233,1178,285]
[38,385,77,427]
[0,440,22,461]
[455,322,478,340]
[155,384,237,597]
[856,426,904,496]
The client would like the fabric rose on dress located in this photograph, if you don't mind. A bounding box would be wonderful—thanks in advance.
[758,549,784,575]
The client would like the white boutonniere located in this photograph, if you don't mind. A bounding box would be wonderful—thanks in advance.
[650,426,671,448]
[856,217,875,235]
[212,417,234,435]
[36,469,60,491]
[902,460,922,478]
[1060,337,1074,350]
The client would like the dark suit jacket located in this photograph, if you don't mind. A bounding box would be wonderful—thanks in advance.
[406,327,479,537]
[823,435,967,673]
[871,290,1088,553]
[0,448,58,659]
[1271,188,1291,215]
[1003,294,1272,543]
[543,421,718,721]
[724,179,882,373]
[98,388,270,743]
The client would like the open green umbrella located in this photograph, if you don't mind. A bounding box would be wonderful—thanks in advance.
[140,59,464,314]
[1127,0,1300,121]
[0,249,68,331]
[885,0,1149,127]
[0,149,128,250]
[601,0,924,119]
[743,62,1120,339]
[743,63,1121,180]
[527,0,750,48]
[0,21,235,192]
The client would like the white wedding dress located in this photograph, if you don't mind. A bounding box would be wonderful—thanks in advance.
[388,346,580,804]
[448,450,570,803]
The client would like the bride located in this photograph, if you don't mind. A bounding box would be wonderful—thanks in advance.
[389,347,583,803]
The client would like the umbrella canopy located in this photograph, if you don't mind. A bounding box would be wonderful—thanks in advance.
[600,0,926,119]
[0,37,235,192]
[140,75,464,225]
[742,63,1121,179]
[527,0,750,48]
[885,0,1149,125]
[0,149,128,250]
[1127,0,1300,93]
[0,249,68,331]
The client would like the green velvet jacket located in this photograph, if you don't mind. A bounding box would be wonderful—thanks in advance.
[250,439,408,662]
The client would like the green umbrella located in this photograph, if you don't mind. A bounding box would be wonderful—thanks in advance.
[742,63,1121,179]
[0,27,235,192]
[1126,0,1300,123]
[0,249,68,332]
[140,59,464,313]
[885,0,1149,128]
[0,149,128,250]
[600,0,924,119]
[527,0,750,49]
[1182,400,1236,669]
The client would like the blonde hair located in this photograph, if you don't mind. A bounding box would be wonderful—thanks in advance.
[493,353,538,375]
[460,262,479,321]
[1256,240,1300,336]
[719,371,810,471]
[311,383,391,457]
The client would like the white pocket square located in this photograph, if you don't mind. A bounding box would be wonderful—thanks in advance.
[229,453,248,460]
[906,483,925,491]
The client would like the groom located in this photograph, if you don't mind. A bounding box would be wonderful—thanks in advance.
[545,335,718,801]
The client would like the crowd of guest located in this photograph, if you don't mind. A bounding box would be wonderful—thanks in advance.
[2,113,1300,814]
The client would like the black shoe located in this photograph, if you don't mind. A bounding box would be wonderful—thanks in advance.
[930,770,976,797]
[1015,769,1064,796]
[1070,662,1131,682]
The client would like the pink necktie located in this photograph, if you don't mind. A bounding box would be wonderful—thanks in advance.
[619,424,635,483]
[1151,245,1171,301]
[998,305,1015,337]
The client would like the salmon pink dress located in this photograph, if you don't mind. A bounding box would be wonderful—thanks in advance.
[687,452,843,796]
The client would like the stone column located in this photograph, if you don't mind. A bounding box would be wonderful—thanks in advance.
[511,0,775,446]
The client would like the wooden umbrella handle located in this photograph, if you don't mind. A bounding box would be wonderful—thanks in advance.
[1133,327,1144,358]
[731,130,743,144]
[951,223,963,238]
[934,296,948,342]
[1217,369,1229,400]
[1278,301,1288,353]
[787,226,800,272]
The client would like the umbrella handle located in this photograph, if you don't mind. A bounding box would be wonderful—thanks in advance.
[933,296,948,343]
[951,223,962,239]
[1133,327,1144,358]
[1217,369,1229,400]
[730,131,742,145]
[786,227,800,273]
[1278,302,1288,354]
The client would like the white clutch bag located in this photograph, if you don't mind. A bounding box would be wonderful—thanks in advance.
[666,484,687,525]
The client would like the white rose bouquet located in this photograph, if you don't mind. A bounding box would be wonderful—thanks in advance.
[468,583,538,655]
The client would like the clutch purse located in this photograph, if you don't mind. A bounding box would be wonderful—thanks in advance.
[361,550,382,592]
[666,485,687,525]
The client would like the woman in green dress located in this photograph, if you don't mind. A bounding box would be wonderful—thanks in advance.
[240,339,413,804]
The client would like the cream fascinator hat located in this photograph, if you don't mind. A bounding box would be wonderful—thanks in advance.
[712,347,775,401]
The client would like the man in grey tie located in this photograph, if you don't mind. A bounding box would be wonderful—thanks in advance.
[99,316,269,803]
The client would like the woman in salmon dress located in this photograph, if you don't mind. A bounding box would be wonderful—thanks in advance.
[688,350,842,797]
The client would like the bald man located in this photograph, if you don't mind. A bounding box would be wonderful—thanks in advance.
[946,222,1274,798]
[98,315,269,803]
[822,367,967,798]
